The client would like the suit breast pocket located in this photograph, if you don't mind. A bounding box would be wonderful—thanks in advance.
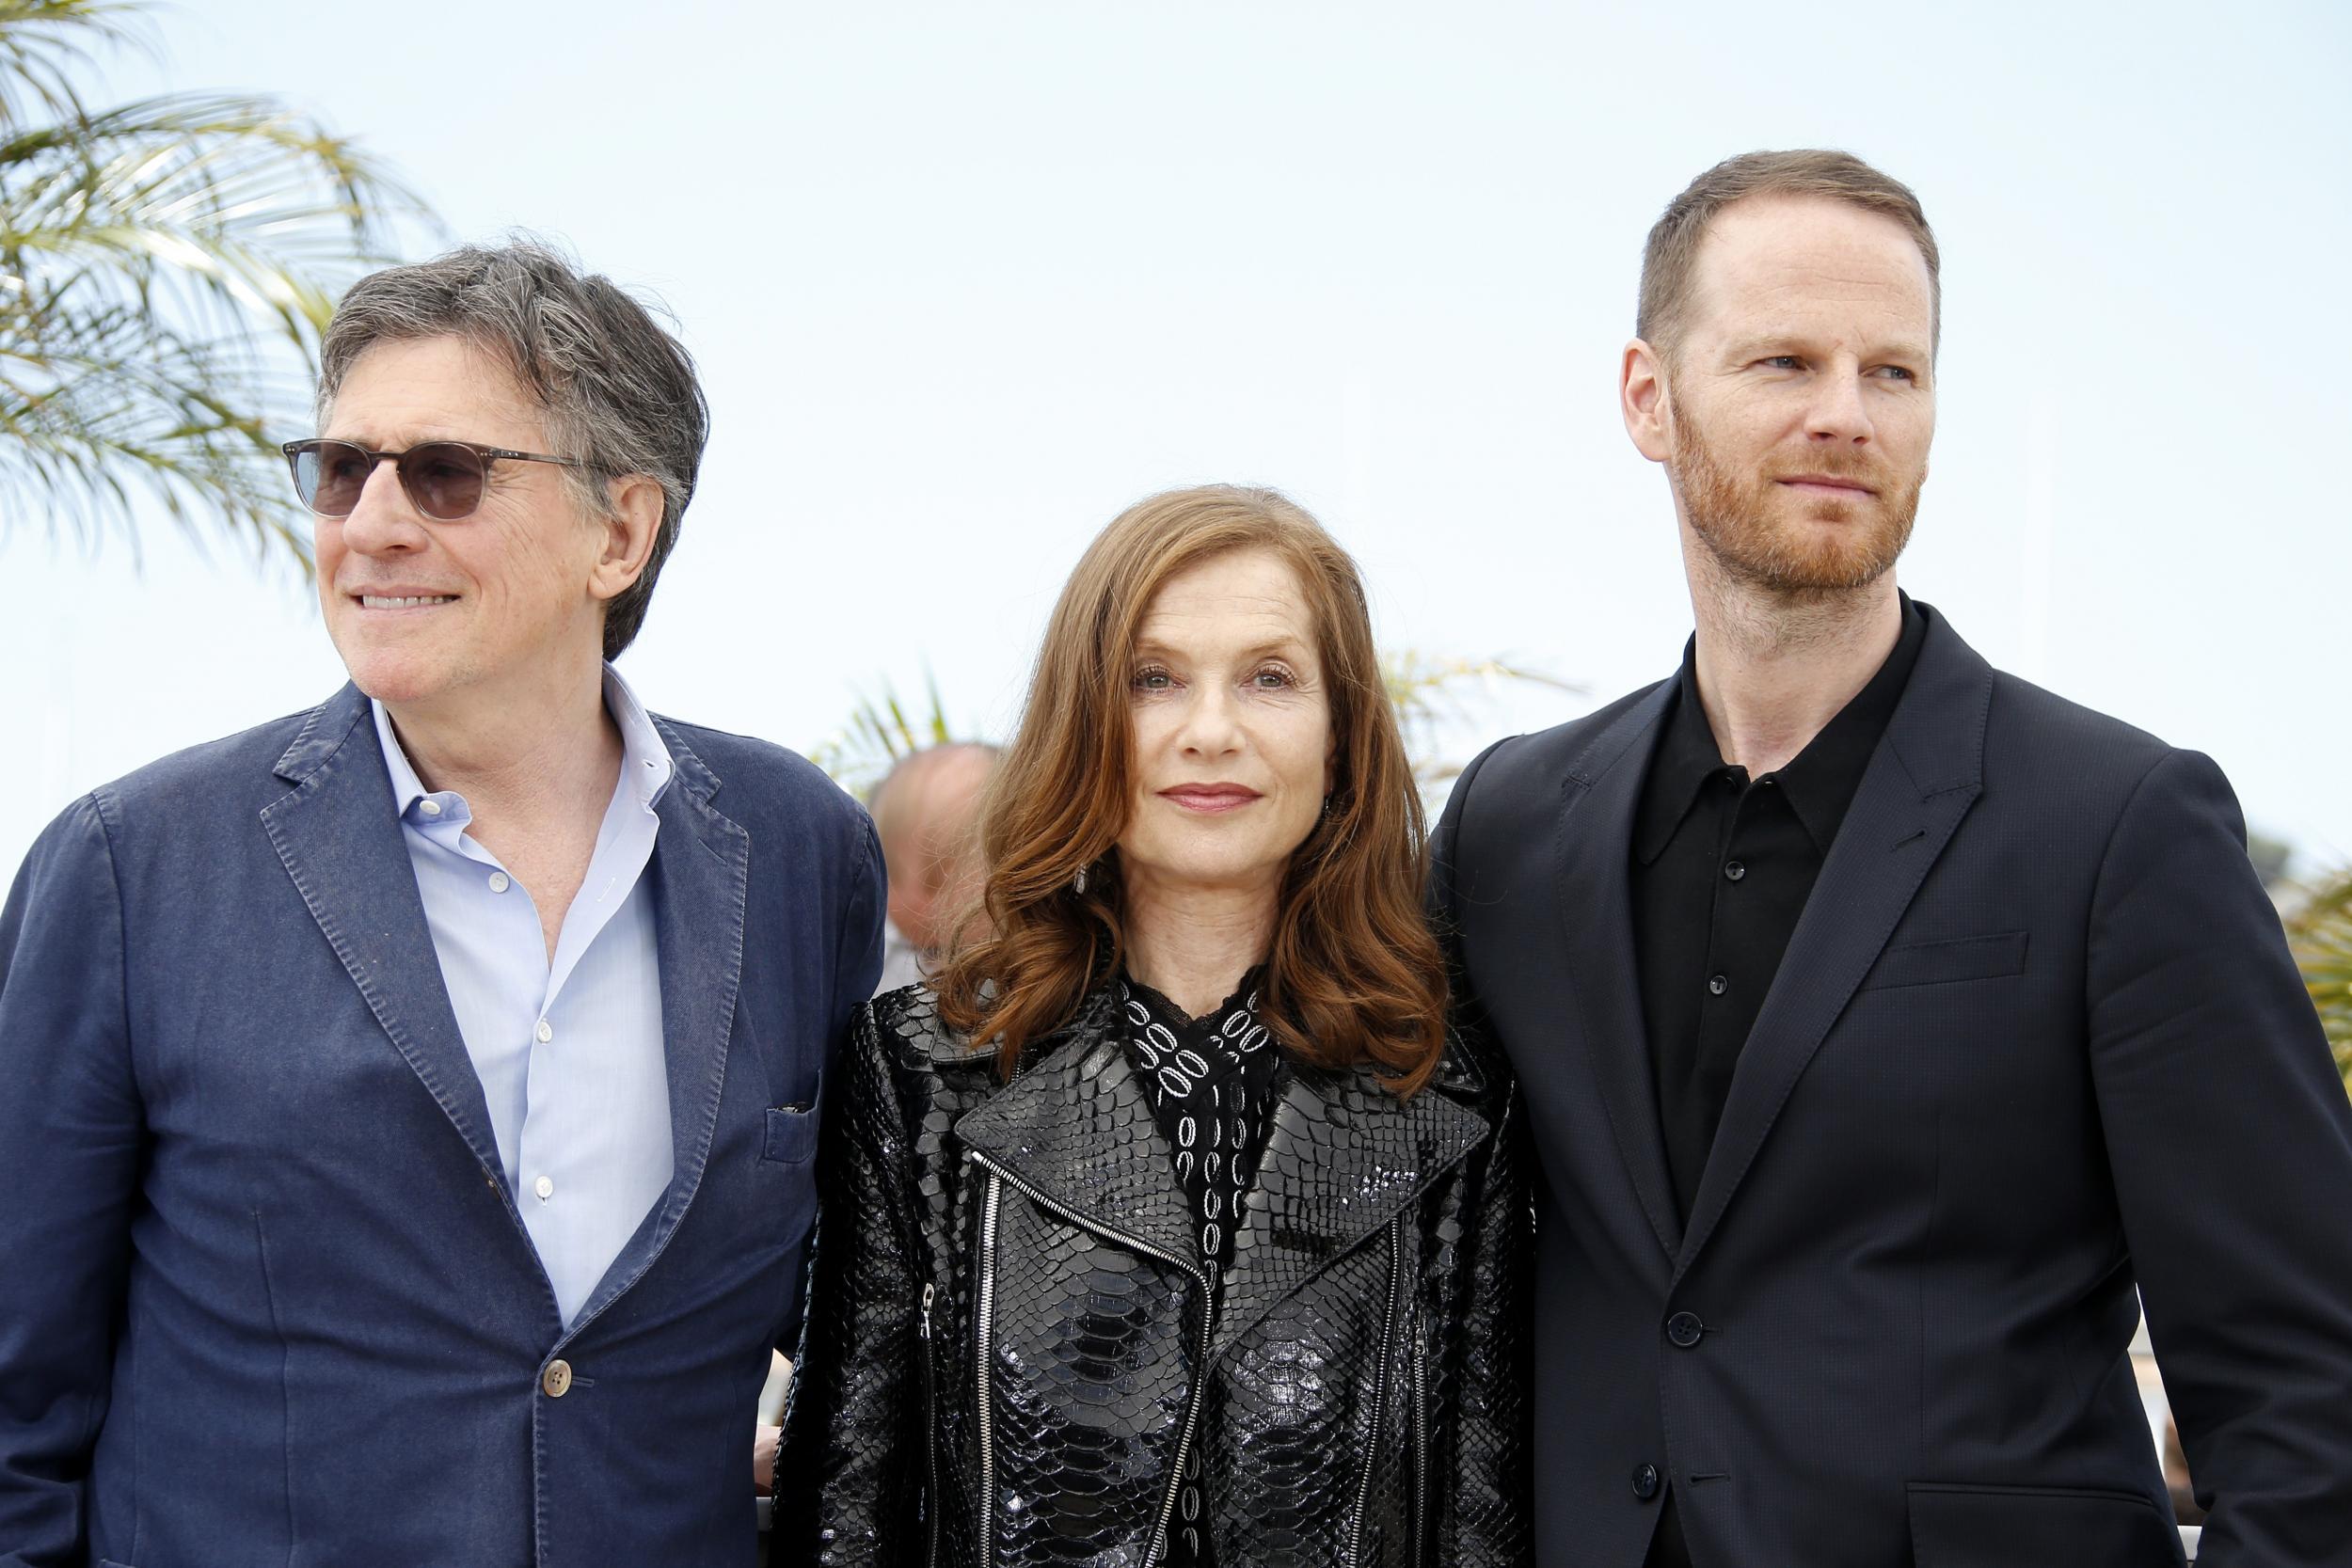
[760,1101,820,1165]
[1862,930,2029,991]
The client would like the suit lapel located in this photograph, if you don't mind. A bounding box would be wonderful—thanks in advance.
[578,726,753,1321]
[1673,611,1994,1280]
[259,685,504,1180]
[1550,680,1685,1261]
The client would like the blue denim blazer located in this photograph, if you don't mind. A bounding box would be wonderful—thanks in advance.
[0,683,883,1567]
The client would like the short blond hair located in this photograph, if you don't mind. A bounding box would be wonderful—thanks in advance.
[1638,150,1940,360]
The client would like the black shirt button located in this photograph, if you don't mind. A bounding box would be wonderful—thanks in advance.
[1707,974,1728,996]
[1666,1310,1707,1348]
[1724,861,1745,881]
[1632,1463,1661,1501]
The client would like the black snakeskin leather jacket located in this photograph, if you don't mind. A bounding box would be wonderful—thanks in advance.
[777,982,1531,1568]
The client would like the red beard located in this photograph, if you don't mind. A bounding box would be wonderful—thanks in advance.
[1670,404,1923,594]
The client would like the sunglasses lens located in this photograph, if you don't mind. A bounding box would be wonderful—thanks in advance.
[293,441,375,516]
[399,444,488,520]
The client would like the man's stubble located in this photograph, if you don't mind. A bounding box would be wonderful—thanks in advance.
[1667,393,1924,601]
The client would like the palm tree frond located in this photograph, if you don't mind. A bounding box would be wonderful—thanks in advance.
[1381,648,1584,788]
[809,669,968,802]
[2282,870,2352,1100]
[0,0,438,568]
[0,1,143,130]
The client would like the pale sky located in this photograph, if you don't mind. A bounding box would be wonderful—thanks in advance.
[5,0,2348,883]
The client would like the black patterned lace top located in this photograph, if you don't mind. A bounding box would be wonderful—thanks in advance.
[1118,968,1282,1568]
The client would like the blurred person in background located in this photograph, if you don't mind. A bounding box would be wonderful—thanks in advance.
[0,242,882,1567]
[1431,150,2352,1568]
[777,485,1531,1567]
[870,741,1001,992]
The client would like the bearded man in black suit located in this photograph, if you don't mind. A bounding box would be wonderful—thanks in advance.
[1429,150,2352,1568]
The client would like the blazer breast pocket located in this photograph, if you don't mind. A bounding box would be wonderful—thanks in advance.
[760,1101,820,1165]
[1861,930,2028,991]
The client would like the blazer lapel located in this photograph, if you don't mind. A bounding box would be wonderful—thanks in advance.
[1550,680,1685,1261]
[1210,1062,1486,1360]
[578,726,753,1321]
[1673,610,1994,1281]
[259,684,503,1180]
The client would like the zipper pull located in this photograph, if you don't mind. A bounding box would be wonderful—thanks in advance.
[918,1282,935,1340]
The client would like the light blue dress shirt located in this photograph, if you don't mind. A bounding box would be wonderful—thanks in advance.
[373,668,675,1325]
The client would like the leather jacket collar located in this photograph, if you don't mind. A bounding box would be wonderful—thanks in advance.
[953,981,1493,1359]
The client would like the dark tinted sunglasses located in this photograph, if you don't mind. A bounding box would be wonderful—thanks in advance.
[281,437,588,522]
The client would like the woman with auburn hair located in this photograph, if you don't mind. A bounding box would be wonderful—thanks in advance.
[777,485,1529,1567]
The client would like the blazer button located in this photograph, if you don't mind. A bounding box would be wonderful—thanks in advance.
[1632,1463,1661,1501]
[1666,1311,1707,1349]
[541,1359,573,1398]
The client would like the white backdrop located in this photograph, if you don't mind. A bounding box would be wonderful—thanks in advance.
[4,1,2347,879]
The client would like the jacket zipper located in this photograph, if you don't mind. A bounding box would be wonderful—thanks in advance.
[918,1281,941,1568]
[976,1175,1003,1567]
[1347,1217,1406,1568]
[967,1151,1213,1568]
[1409,1293,1428,1568]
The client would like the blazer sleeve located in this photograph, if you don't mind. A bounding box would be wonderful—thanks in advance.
[2084,747,2352,1563]
[833,815,886,1031]
[0,797,143,1568]
[775,1001,925,1566]
[1427,738,1509,987]
[1427,1070,1534,1566]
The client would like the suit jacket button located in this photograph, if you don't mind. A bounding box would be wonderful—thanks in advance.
[542,1359,573,1398]
[1666,1311,1706,1348]
[1632,1463,1661,1501]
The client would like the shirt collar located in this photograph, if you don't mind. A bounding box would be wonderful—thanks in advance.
[372,663,675,828]
[1634,594,1928,863]
[1121,966,1267,1035]
[1633,645,1735,866]
[373,697,437,823]
[601,665,676,816]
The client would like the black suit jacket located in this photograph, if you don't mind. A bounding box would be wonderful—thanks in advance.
[1429,605,2352,1568]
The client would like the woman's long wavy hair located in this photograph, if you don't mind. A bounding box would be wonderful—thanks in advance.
[932,484,1449,1096]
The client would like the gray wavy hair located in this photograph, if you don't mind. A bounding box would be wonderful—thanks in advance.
[316,239,709,658]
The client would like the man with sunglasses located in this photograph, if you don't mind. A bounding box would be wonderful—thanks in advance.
[0,242,882,1566]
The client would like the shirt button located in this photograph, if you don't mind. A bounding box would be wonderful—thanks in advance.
[1724,861,1746,881]
[418,799,443,817]
[1632,1463,1661,1501]
[533,1175,554,1201]
[488,871,511,894]
[535,1020,553,1043]
[541,1359,572,1398]
[1707,974,1729,996]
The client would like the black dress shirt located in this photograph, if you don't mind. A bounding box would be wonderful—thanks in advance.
[1630,597,1926,1568]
